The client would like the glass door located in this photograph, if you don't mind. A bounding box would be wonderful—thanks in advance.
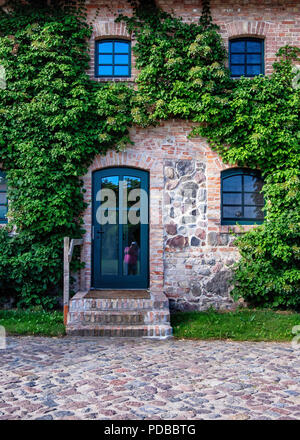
[92,168,149,289]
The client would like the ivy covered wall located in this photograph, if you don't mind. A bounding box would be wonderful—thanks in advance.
[0,0,299,310]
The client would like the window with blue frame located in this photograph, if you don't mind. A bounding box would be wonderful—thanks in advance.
[0,170,7,223]
[229,38,264,77]
[221,169,265,225]
[95,39,131,77]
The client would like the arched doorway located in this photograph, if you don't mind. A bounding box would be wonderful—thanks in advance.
[92,167,149,289]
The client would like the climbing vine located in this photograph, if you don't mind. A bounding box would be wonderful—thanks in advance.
[0,0,299,309]
[0,0,134,307]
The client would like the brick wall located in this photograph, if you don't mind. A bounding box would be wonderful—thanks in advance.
[86,0,300,79]
[79,0,300,310]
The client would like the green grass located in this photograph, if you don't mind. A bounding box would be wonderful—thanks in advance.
[0,309,65,337]
[171,308,300,342]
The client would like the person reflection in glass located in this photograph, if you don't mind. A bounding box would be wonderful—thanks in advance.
[124,241,139,276]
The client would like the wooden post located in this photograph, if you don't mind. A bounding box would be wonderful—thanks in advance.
[63,237,70,326]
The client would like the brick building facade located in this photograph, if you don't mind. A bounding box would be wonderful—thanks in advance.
[65,0,300,337]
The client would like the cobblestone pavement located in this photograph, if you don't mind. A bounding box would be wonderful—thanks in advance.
[0,337,299,420]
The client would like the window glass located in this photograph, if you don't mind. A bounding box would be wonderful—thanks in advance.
[230,38,264,77]
[221,169,264,224]
[222,175,242,192]
[98,42,113,53]
[96,40,131,77]
[0,171,7,222]
[115,42,129,53]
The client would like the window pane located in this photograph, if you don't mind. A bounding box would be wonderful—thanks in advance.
[114,42,129,53]
[98,65,113,76]
[244,175,263,192]
[0,174,6,191]
[0,205,7,219]
[247,41,262,53]
[244,206,264,219]
[99,54,113,65]
[123,224,141,277]
[247,54,261,64]
[223,206,243,219]
[223,175,242,191]
[114,54,129,65]
[223,193,242,205]
[244,192,264,206]
[230,41,246,53]
[114,65,129,76]
[231,65,245,76]
[246,65,262,75]
[231,54,245,64]
[0,193,6,204]
[100,176,119,206]
[100,223,119,275]
[124,176,141,209]
[98,42,113,53]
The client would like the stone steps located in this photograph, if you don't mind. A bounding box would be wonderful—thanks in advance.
[68,310,170,325]
[66,324,172,338]
[69,297,169,312]
[66,292,172,339]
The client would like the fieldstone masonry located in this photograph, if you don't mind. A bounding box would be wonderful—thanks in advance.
[163,157,236,311]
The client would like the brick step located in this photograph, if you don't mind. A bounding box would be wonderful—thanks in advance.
[66,324,173,339]
[69,297,169,312]
[68,310,170,325]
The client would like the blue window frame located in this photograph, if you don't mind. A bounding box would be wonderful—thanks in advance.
[95,39,131,78]
[0,170,7,223]
[221,169,265,225]
[229,38,264,77]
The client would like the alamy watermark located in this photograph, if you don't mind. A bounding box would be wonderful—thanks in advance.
[291,325,300,350]
[292,65,300,90]
[0,65,6,90]
[0,325,6,350]
[95,181,203,226]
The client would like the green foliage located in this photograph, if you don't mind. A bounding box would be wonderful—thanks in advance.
[0,0,299,310]
[0,308,65,336]
[118,0,231,125]
[0,1,133,307]
[232,169,300,309]
[171,308,300,341]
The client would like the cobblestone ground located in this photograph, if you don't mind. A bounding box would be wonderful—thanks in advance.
[0,337,299,420]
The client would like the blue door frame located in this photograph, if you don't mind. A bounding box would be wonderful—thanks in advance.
[92,167,149,289]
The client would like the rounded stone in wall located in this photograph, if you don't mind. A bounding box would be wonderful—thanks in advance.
[165,167,175,179]
[176,160,195,177]
[191,236,200,246]
[181,182,198,198]
[166,223,177,235]
[166,235,188,249]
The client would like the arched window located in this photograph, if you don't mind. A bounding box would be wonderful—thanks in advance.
[221,169,264,225]
[0,170,7,223]
[95,39,131,78]
[229,38,264,77]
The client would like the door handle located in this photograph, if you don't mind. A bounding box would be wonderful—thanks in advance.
[92,226,104,240]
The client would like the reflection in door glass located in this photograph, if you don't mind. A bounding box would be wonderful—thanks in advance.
[100,222,119,275]
[124,176,141,209]
[101,176,119,206]
[123,223,140,276]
